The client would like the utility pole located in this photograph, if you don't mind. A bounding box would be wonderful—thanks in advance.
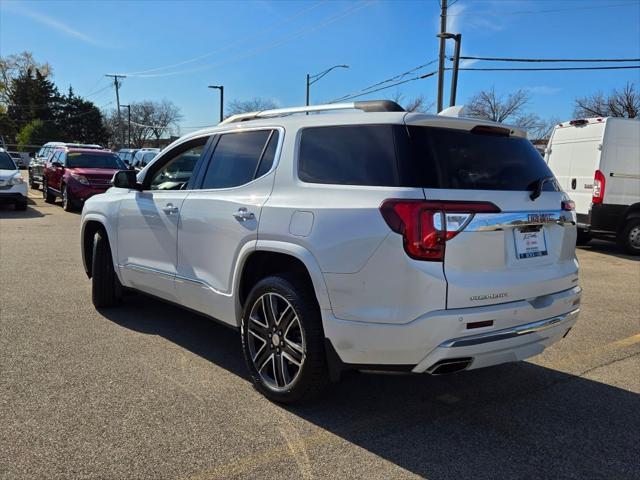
[436,0,447,113]
[106,74,126,148]
[121,104,131,147]
[306,74,311,107]
[208,85,224,123]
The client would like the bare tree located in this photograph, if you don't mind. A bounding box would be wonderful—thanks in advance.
[106,100,182,148]
[465,87,530,123]
[0,51,52,105]
[574,82,638,119]
[389,91,433,113]
[464,87,557,142]
[227,97,278,116]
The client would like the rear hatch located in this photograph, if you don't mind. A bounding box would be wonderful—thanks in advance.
[404,118,578,309]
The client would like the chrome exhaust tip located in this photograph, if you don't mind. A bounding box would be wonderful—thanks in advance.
[427,358,473,375]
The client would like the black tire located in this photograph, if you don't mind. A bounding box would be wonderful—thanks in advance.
[619,218,640,256]
[61,184,75,212]
[15,200,27,211]
[91,230,122,308]
[576,229,592,246]
[241,275,329,404]
[43,180,55,203]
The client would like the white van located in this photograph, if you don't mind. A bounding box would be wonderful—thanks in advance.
[545,117,640,254]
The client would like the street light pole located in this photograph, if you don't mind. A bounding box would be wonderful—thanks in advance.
[208,85,224,122]
[436,32,463,108]
[449,34,462,107]
[305,64,349,111]
[121,104,131,147]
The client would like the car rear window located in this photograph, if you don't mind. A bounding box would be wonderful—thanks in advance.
[297,124,558,192]
[406,126,558,191]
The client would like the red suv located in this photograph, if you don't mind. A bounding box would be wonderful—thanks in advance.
[43,147,125,211]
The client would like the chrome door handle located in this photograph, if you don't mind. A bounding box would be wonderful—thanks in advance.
[162,203,179,215]
[233,208,255,221]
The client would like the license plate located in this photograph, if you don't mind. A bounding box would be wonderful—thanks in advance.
[514,227,548,259]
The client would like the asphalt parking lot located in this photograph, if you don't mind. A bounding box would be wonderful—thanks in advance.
[1,181,639,480]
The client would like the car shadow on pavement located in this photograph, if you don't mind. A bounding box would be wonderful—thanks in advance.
[100,293,639,480]
[578,238,639,261]
[0,201,46,218]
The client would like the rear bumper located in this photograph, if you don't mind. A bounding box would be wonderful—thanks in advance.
[323,286,581,373]
[588,203,627,234]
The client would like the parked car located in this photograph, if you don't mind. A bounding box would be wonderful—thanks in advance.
[545,117,640,254]
[80,101,581,403]
[131,148,160,171]
[43,147,125,211]
[117,148,139,168]
[7,151,30,169]
[0,149,28,210]
[30,142,104,189]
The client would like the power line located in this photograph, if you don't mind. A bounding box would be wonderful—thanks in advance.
[330,70,438,103]
[125,1,372,78]
[456,56,640,63]
[457,65,640,71]
[330,59,437,103]
[447,1,639,16]
[122,1,326,76]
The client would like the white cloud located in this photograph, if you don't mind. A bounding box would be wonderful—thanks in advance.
[3,2,103,47]
[447,1,505,33]
[523,86,563,95]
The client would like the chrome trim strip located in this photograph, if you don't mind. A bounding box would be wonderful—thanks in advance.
[120,263,174,278]
[120,263,231,296]
[610,173,640,180]
[465,210,575,232]
[439,308,580,348]
[174,273,231,297]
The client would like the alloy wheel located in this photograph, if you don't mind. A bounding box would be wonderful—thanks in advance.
[247,293,306,390]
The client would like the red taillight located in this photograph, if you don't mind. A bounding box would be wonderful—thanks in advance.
[380,200,501,261]
[592,169,606,204]
[561,199,575,211]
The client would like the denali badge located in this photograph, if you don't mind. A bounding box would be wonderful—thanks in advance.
[470,293,508,301]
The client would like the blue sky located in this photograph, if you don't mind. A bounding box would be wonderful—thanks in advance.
[1,0,639,132]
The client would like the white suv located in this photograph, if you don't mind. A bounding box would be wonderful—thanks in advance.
[80,101,581,403]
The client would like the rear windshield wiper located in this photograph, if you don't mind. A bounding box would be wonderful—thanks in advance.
[528,175,555,201]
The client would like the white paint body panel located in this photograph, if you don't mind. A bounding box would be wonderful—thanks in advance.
[81,109,580,371]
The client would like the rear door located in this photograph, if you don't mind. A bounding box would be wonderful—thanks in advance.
[175,128,281,323]
[406,123,578,309]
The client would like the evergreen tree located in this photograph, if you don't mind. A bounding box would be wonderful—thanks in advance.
[59,86,108,144]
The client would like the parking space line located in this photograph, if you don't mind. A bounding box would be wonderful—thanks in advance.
[553,332,640,370]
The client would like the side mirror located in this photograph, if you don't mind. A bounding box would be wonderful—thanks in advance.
[51,161,63,168]
[112,170,142,190]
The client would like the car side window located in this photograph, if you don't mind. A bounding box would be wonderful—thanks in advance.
[146,138,209,191]
[200,130,277,190]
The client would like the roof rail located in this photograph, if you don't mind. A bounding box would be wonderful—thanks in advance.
[220,100,404,125]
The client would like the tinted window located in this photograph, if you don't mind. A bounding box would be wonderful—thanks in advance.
[66,152,125,169]
[255,132,278,178]
[298,125,399,186]
[201,130,272,189]
[0,152,16,170]
[407,126,558,191]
